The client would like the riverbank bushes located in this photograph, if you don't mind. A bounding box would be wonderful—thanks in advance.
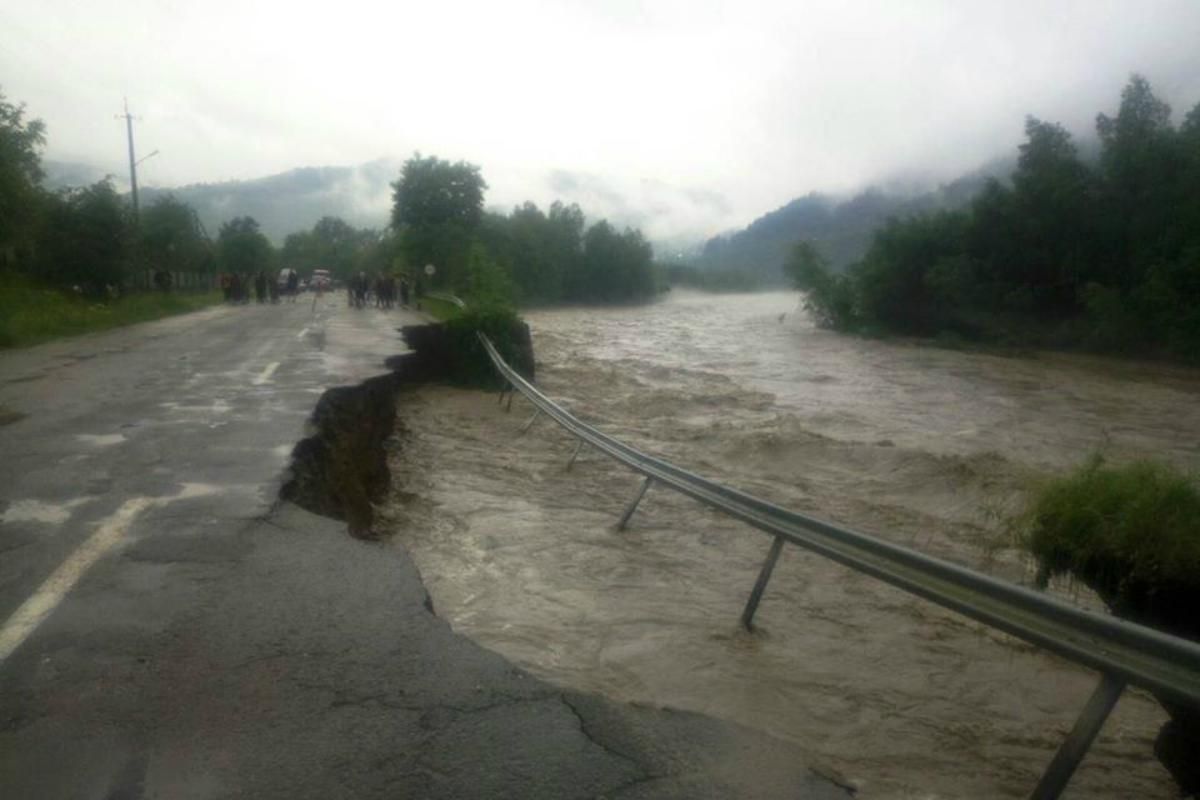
[792,75,1200,361]
[441,306,534,388]
[1018,455,1200,793]
[1020,456,1200,635]
[406,252,535,388]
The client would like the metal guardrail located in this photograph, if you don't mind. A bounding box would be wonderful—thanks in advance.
[425,291,467,310]
[465,325,1200,799]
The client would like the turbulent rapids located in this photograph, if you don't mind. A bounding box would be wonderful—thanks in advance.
[382,290,1200,798]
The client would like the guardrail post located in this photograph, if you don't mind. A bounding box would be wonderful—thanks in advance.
[617,476,653,530]
[567,439,586,471]
[741,535,785,630]
[520,408,542,434]
[497,382,510,405]
[1030,673,1126,800]
[506,390,515,412]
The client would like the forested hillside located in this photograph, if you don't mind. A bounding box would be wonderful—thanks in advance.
[792,75,1200,361]
[138,161,396,244]
[690,164,1005,284]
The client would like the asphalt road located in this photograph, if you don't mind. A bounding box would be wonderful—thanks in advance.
[0,296,849,799]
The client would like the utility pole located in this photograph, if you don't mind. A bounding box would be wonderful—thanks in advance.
[117,100,158,222]
[119,98,140,219]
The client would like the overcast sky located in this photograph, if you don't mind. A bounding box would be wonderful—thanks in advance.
[3,0,1199,240]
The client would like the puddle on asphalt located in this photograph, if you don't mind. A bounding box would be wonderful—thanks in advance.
[1,498,92,525]
[158,400,233,415]
[171,483,224,500]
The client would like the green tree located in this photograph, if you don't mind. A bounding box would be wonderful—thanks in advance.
[464,241,516,309]
[575,221,655,302]
[504,202,557,302]
[390,154,487,288]
[1002,117,1095,312]
[1096,74,1182,277]
[548,201,586,299]
[310,216,360,279]
[0,88,47,271]
[216,216,272,277]
[37,179,132,295]
[853,211,970,334]
[281,230,318,272]
[784,240,857,329]
[783,240,828,290]
[141,195,213,282]
[280,217,379,280]
[1179,102,1200,266]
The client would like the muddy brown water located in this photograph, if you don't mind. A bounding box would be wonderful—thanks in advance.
[383,290,1200,798]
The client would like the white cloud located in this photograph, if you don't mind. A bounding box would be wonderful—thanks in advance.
[3,0,1199,241]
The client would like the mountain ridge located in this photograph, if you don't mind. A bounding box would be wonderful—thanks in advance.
[691,156,1015,282]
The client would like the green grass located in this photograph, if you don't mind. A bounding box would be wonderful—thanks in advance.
[1018,455,1200,635]
[0,282,224,348]
[419,295,463,321]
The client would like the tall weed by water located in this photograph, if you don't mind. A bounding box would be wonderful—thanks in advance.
[1019,455,1200,634]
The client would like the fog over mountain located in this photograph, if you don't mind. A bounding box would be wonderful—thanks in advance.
[40,150,1013,266]
[42,157,744,248]
[7,1,1198,249]
[691,160,1012,283]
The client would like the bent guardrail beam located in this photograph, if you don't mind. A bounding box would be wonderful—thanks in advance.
[475,332,1200,799]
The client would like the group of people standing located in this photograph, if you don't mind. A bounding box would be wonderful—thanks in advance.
[347,272,419,310]
[218,269,302,305]
[218,269,421,310]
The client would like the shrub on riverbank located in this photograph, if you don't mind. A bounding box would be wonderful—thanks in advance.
[0,278,222,348]
[405,254,535,389]
[1020,456,1200,635]
[1019,455,1200,793]
[442,306,535,388]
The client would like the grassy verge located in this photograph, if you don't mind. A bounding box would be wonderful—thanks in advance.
[419,295,463,321]
[1018,455,1200,635]
[0,283,224,348]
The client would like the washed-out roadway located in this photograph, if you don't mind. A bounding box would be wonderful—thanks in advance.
[0,296,849,799]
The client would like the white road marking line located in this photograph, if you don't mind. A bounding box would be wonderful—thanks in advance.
[251,361,280,385]
[0,484,223,664]
[0,497,152,663]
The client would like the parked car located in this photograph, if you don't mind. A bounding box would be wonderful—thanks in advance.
[310,269,332,291]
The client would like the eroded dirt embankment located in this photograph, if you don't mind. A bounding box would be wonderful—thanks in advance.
[280,318,534,539]
[280,370,403,538]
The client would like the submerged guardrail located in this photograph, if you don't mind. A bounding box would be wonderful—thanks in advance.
[448,312,1200,800]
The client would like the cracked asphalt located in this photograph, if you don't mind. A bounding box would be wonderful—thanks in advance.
[0,298,850,799]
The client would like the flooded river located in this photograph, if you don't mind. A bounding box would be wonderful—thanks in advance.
[383,290,1200,798]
